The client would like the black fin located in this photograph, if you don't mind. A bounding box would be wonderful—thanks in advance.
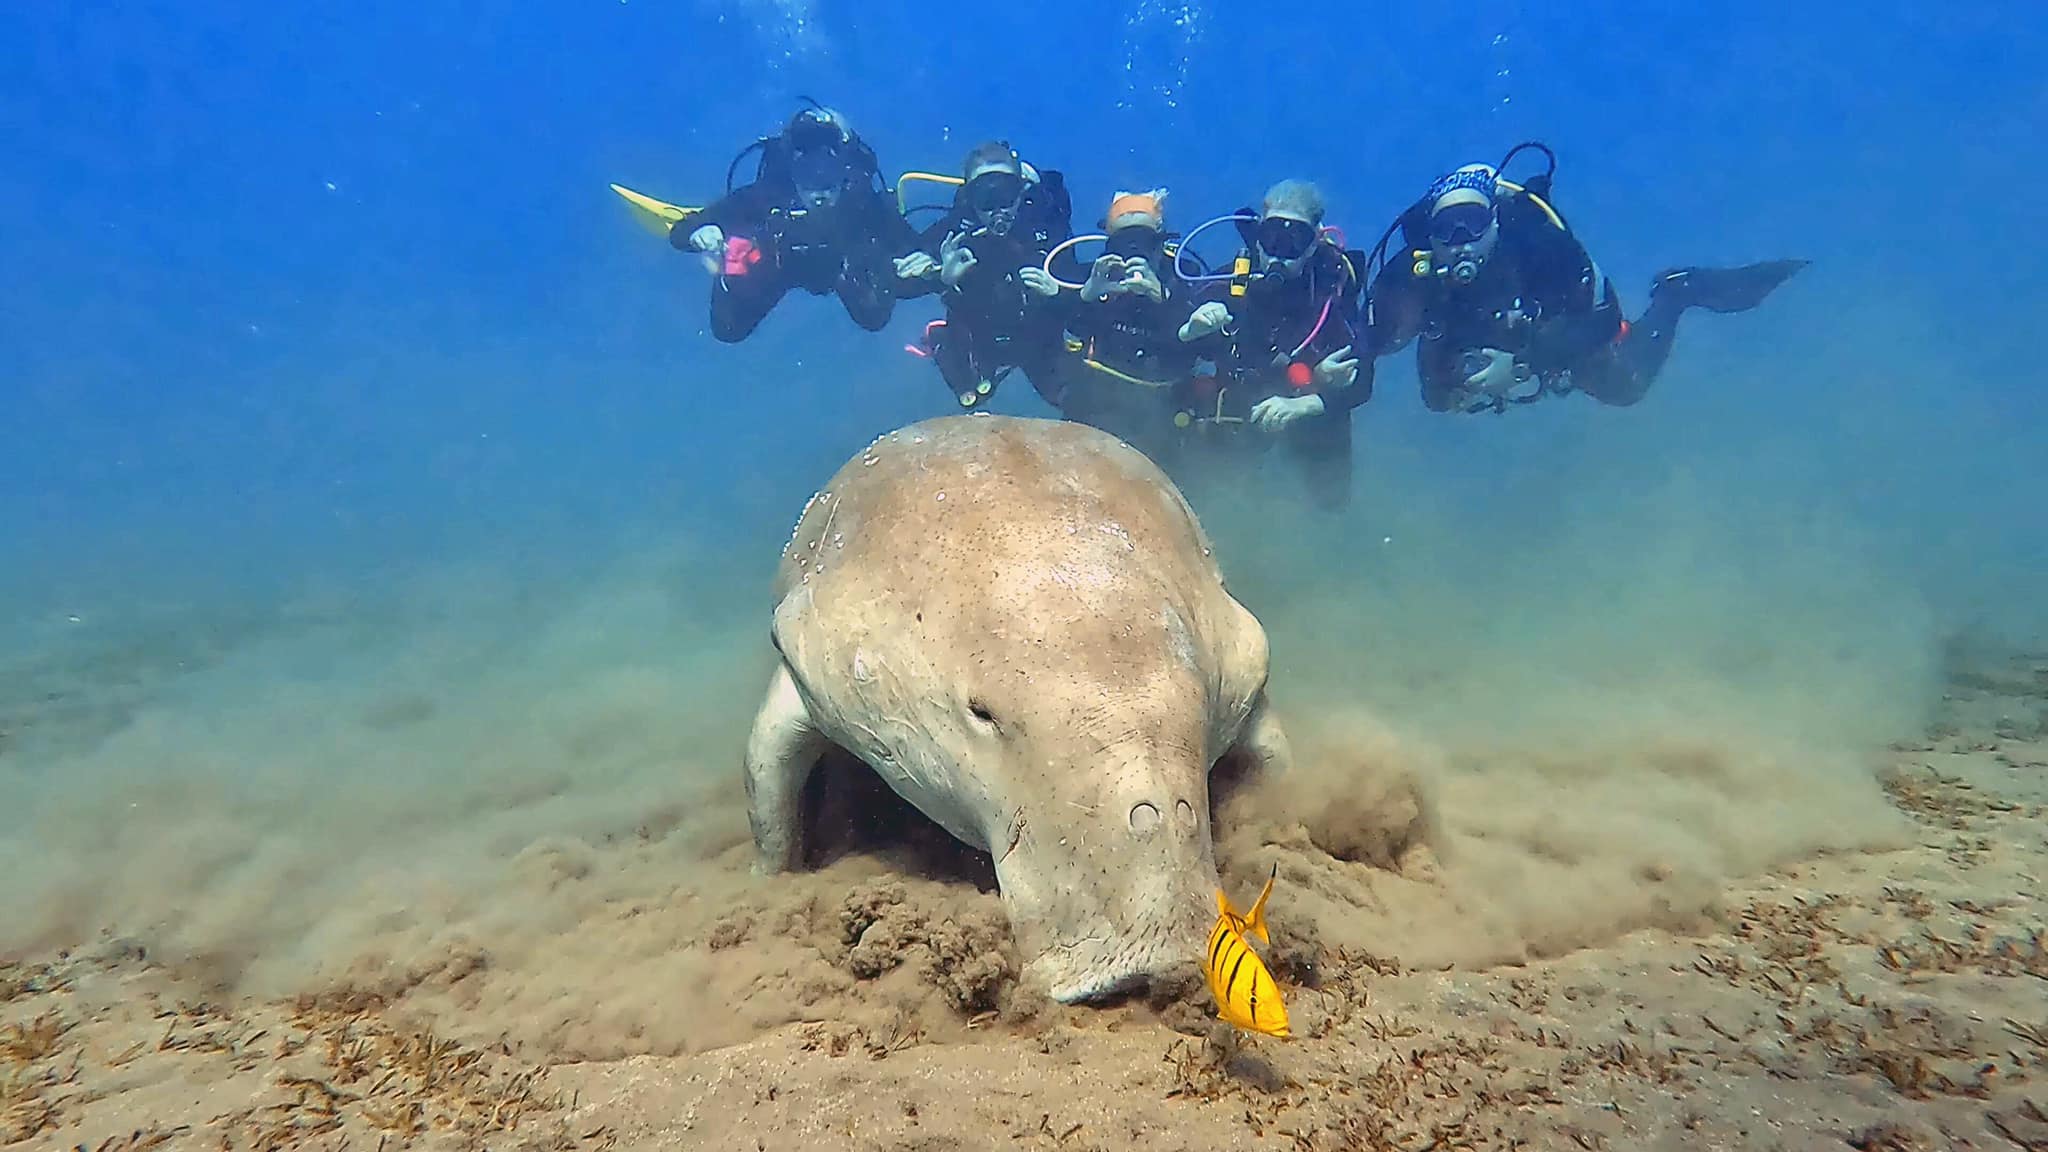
[1651,259,1810,314]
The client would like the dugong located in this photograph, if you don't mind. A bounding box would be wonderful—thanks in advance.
[743,414,1293,1003]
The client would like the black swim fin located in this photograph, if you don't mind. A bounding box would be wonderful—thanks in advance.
[1649,259,1809,314]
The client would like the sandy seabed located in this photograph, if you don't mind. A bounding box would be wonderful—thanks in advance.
[4,638,2047,1152]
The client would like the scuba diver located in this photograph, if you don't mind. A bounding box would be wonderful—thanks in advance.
[1364,143,1809,414]
[1173,179,1372,511]
[670,102,917,343]
[1043,189,1206,468]
[894,141,1077,409]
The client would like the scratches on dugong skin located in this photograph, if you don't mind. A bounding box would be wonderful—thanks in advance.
[783,489,830,560]
[785,488,845,584]
[1045,559,1113,592]
[812,495,842,557]
[1161,602,1199,673]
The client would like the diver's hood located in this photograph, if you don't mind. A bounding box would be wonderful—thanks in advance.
[786,107,850,150]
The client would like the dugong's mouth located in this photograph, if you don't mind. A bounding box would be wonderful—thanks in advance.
[1027,918,1204,1004]
[1046,967,1150,1004]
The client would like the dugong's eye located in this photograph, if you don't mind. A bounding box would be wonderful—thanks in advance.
[967,700,1001,733]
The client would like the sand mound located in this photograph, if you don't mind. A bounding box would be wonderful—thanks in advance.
[1214,707,1915,977]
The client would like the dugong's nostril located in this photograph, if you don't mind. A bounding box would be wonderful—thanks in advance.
[1129,802,1160,835]
[1175,799,1195,829]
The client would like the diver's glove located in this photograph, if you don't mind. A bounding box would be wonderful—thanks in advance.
[1460,347,1527,396]
[1249,393,1325,429]
[894,251,940,280]
[1313,345,1360,392]
[1082,255,1126,302]
[1122,258,1164,302]
[687,224,725,253]
[1178,301,1233,342]
[1018,266,1059,298]
[940,232,978,289]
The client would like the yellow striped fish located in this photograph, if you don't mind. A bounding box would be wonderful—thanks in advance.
[1202,864,1291,1039]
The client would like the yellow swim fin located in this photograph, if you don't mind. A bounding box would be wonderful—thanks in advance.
[609,183,699,239]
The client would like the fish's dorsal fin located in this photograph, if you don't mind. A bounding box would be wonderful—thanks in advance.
[1215,888,1235,920]
[1243,863,1277,945]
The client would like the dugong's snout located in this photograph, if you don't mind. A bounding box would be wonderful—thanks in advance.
[994,766,1221,1004]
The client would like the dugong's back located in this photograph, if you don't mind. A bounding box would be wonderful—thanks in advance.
[774,415,1231,625]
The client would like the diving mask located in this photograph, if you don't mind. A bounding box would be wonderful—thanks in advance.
[1428,201,1493,247]
[1106,225,1163,262]
[791,146,846,208]
[1255,215,1317,263]
[1427,182,1499,285]
[967,170,1027,233]
[1433,225,1497,285]
[787,108,843,150]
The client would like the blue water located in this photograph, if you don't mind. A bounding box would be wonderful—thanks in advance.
[4,1,2041,614]
[0,0,2043,1065]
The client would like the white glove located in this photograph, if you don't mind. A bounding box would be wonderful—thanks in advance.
[1082,255,1126,302]
[940,232,978,288]
[1018,266,1059,298]
[1313,344,1359,392]
[1121,258,1164,302]
[1178,301,1232,342]
[1461,347,1525,396]
[894,251,940,280]
[1250,393,1325,429]
[687,224,725,253]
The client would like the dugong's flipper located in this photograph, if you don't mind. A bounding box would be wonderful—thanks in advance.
[1226,692,1294,783]
[743,661,830,874]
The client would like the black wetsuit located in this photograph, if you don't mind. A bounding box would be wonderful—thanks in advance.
[1052,249,1204,467]
[1367,195,1807,411]
[1183,239,1374,510]
[899,172,1077,409]
[671,133,917,343]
